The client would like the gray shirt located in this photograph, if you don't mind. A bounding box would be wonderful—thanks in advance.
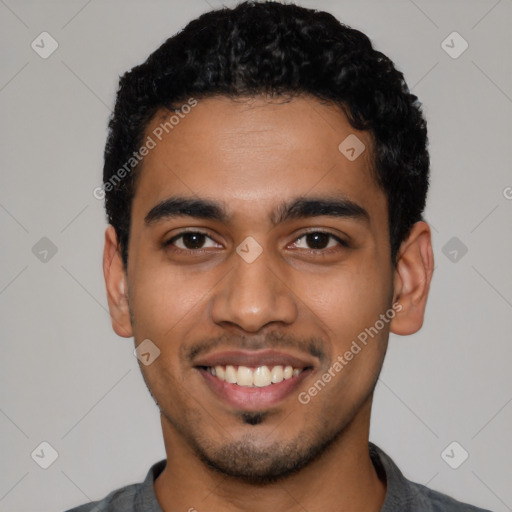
[64,442,493,511]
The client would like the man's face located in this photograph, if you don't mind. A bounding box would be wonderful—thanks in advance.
[121,95,396,481]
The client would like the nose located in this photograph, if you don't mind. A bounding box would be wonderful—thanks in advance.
[210,246,298,333]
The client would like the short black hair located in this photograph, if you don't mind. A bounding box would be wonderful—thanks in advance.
[102,0,429,269]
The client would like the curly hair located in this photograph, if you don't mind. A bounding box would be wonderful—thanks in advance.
[102,0,429,269]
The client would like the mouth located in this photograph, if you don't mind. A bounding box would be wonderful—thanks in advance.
[201,364,304,387]
[193,350,315,410]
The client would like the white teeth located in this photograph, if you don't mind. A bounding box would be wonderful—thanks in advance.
[215,365,225,380]
[254,366,272,387]
[207,364,304,387]
[271,365,284,383]
[225,365,237,384]
[237,366,254,387]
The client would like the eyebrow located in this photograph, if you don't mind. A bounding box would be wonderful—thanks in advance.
[144,195,370,227]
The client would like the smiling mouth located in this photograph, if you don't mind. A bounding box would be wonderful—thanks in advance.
[200,364,307,388]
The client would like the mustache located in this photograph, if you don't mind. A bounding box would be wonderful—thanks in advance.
[183,330,328,364]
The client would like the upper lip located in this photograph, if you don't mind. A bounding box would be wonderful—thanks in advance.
[193,349,315,369]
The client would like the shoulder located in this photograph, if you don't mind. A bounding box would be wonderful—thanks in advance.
[63,482,140,512]
[369,443,494,512]
[408,480,494,512]
[63,459,166,512]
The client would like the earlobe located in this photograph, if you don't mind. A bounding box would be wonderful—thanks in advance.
[390,221,434,336]
[103,225,133,338]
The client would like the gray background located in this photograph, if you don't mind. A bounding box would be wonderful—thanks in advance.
[1,0,511,511]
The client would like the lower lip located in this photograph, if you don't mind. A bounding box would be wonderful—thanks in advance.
[197,368,312,410]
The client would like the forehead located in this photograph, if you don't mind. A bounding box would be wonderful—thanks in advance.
[132,95,387,229]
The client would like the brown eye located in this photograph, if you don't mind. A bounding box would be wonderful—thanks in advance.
[291,231,348,251]
[305,232,330,249]
[165,231,221,251]
[179,233,206,249]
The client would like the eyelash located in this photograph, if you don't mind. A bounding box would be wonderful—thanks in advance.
[163,230,349,255]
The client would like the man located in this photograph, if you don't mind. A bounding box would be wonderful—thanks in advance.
[68,1,492,511]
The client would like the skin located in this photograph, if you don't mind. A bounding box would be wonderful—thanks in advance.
[103,95,434,512]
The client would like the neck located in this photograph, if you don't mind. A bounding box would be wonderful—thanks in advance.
[154,398,386,512]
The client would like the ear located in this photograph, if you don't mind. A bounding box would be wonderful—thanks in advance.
[390,221,434,336]
[103,225,133,338]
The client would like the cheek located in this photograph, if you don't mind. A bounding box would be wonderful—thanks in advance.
[301,268,391,394]
[128,263,211,340]
[301,265,390,333]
